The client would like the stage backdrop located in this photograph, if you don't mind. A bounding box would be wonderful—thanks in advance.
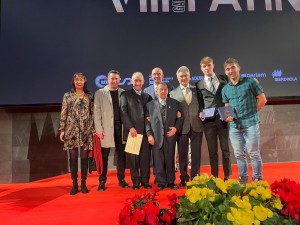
[0,0,299,105]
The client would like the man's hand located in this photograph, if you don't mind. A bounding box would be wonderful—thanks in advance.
[59,132,64,142]
[177,111,181,118]
[148,135,155,145]
[96,131,105,140]
[199,112,205,121]
[146,116,151,122]
[167,127,177,137]
[130,128,137,137]
[225,116,234,122]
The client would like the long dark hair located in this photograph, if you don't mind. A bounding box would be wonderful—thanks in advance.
[71,72,90,94]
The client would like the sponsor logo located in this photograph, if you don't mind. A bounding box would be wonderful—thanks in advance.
[241,72,267,78]
[112,0,300,13]
[190,75,204,81]
[95,75,132,88]
[95,75,108,88]
[148,75,174,85]
[272,69,298,82]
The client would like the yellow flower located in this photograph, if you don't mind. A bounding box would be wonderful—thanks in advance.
[270,198,283,210]
[253,204,273,221]
[231,196,252,212]
[227,207,254,225]
[185,186,201,203]
[201,188,216,202]
[192,173,211,185]
[214,177,228,193]
[256,186,272,200]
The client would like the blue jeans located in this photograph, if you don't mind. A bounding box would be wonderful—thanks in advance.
[229,124,263,180]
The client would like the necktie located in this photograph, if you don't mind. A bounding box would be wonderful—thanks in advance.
[184,87,190,105]
[160,100,166,122]
[209,77,215,94]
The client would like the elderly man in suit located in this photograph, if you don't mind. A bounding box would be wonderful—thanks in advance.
[170,66,204,187]
[196,56,232,180]
[94,70,129,191]
[146,82,183,190]
[144,67,173,99]
[120,72,153,190]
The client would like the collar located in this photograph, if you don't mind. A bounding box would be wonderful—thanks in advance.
[180,84,190,90]
[204,73,216,81]
[158,97,167,103]
[133,88,142,95]
[228,75,243,86]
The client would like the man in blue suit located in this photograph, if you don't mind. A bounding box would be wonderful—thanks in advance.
[144,67,173,99]
[146,83,183,190]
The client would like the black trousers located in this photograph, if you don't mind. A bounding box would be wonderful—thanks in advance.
[203,115,231,178]
[178,129,203,182]
[99,122,126,183]
[153,135,177,186]
[128,134,151,185]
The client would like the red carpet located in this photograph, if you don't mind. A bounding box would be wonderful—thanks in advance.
[1,162,300,225]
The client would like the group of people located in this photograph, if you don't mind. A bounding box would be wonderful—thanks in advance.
[59,57,267,195]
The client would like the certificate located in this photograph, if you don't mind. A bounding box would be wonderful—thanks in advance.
[124,133,143,155]
[217,106,237,121]
[202,107,216,119]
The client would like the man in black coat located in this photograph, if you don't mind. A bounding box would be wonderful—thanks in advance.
[146,82,183,190]
[120,72,153,190]
[196,56,232,180]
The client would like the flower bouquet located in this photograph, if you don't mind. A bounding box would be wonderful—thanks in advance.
[118,187,177,225]
[176,173,299,225]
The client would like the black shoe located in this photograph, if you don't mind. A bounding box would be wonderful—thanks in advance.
[133,184,140,190]
[142,183,152,189]
[70,183,78,195]
[224,176,230,181]
[81,183,89,194]
[169,183,179,190]
[98,182,105,191]
[118,180,129,188]
[179,181,187,187]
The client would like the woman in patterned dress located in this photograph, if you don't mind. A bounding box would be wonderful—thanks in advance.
[59,72,94,195]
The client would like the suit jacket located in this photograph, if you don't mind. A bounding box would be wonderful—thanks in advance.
[170,84,203,134]
[145,98,183,150]
[196,74,229,111]
[120,89,152,141]
[144,84,174,100]
[94,85,124,148]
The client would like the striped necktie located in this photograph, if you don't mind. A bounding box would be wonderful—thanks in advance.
[209,77,215,94]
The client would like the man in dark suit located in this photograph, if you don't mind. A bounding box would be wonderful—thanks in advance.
[146,82,183,190]
[120,72,153,190]
[170,66,203,187]
[196,56,232,180]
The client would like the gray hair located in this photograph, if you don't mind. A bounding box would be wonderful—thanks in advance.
[176,66,190,77]
[132,72,144,81]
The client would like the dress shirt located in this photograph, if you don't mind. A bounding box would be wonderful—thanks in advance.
[180,84,192,102]
[204,73,219,92]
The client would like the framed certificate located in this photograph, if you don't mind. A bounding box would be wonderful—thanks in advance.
[202,107,216,119]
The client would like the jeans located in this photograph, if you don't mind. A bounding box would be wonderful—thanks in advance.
[229,124,263,180]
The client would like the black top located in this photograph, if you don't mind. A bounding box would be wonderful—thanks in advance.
[110,90,121,124]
